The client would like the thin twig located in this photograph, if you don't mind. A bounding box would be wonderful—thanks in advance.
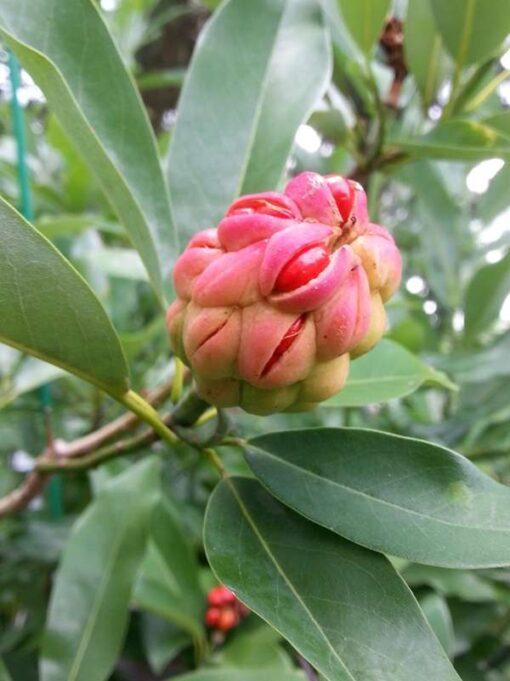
[0,470,49,517]
[0,379,175,519]
[65,380,173,459]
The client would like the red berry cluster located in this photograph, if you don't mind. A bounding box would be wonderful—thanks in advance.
[205,585,249,632]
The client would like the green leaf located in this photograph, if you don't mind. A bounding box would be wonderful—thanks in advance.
[403,564,502,603]
[141,615,191,675]
[218,621,294,671]
[36,214,122,241]
[323,340,455,407]
[337,0,391,56]
[405,0,447,107]
[396,120,510,161]
[0,357,65,410]
[205,477,460,681]
[439,332,510,384]
[483,112,510,138]
[41,457,160,681]
[0,659,12,681]
[245,428,510,568]
[167,0,331,243]
[0,198,129,395]
[464,251,510,341]
[419,594,455,658]
[478,163,510,223]
[430,0,510,67]
[0,0,175,304]
[133,498,205,640]
[396,161,463,307]
[171,671,305,681]
[91,248,148,281]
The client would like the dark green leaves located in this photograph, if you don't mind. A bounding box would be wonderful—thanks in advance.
[398,161,464,308]
[430,0,510,67]
[245,429,510,568]
[324,340,454,407]
[397,120,510,161]
[405,0,447,108]
[337,0,390,56]
[172,672,305,681]
[41,458,160,681]
[0,0,175,304]
[205,477,460,681]
[464,251,510,341]
[0,199,129,395]
[167,0,331,243]
[133,499,205,640]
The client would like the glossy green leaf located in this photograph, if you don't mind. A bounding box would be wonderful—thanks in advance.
[0,198,129,395]
[205,477,460,681]
[167,0,331,243]
[464,251,510,341]
[0,0,175,304]
[419,593,455,658]
[337,0,391,56]
[41,457,160,681]
[405,0,447,107]
[397,120,510,161]
[430,0,510,67]
[324,340,455,407]
[133,498,205,640]
[171,671,305,681]
[245,428,510,568]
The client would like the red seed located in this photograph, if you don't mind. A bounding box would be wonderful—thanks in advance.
[217,608,239,632]
[262,315,306,376]
[205,607,221,627]
[208,586,237,607]
[325,175,355,221]
[274,245,330,294]
[227,197,295,219]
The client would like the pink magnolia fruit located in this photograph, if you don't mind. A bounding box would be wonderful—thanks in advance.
[167,172,402,415]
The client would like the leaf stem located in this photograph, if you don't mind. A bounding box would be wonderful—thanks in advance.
[171,357,185,403]
[117,390,179,447]
[203,448,227,477]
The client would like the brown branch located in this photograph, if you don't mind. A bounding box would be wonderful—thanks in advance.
[65,380,173,459]
[0,378,177,519]
[0,470,49,517]
[37,424,161,473]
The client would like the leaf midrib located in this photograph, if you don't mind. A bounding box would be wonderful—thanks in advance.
[226,477,356,681]
[67,519,127,681]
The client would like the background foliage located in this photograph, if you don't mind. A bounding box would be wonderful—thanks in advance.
[1,0,510,679]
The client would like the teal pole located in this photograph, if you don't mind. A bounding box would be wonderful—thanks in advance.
[8,50,63,519]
